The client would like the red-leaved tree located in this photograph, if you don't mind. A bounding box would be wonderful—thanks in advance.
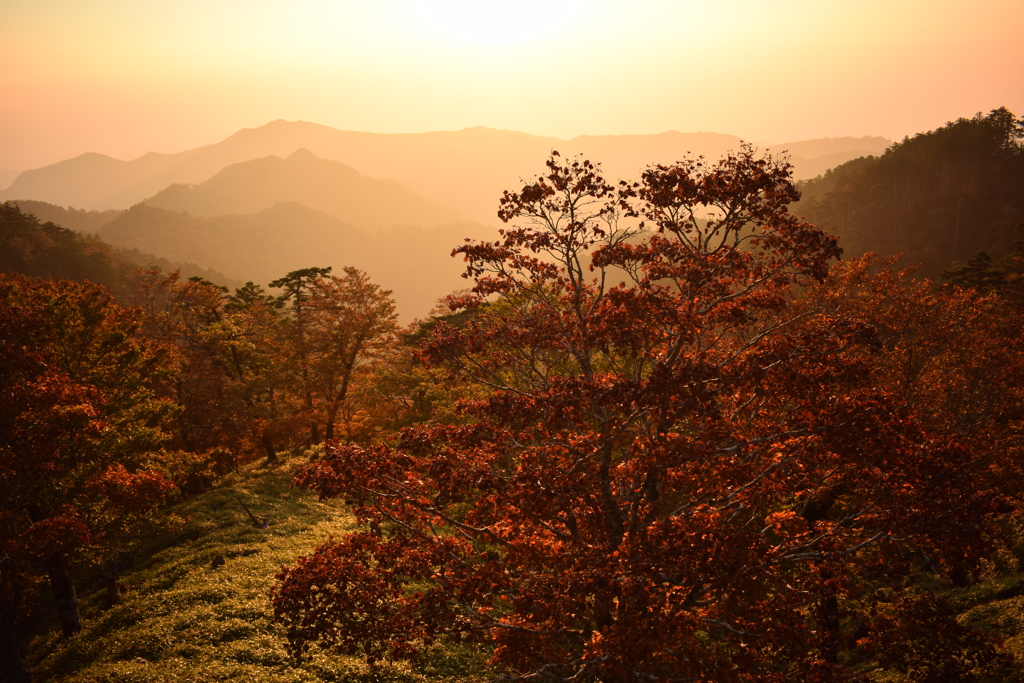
[273,149,1007,681]
[0,275,176,682]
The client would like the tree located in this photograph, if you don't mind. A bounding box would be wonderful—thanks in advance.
[274,149,1004,681]
[941,251,1007,293]
[816,256,1024,443]
[130,270,287,469]
[270,267,398,445]
[343,310,485,439]
[817,255,1024,582]
[304,268,398,441]
[270,267,334,445]
[0,274,176,680]
[224,280,290,462]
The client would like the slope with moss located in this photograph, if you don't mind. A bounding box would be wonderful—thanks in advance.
[22,455,488,683]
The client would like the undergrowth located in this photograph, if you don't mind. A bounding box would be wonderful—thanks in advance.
[21,451,1024,681]
[22,453,489,682]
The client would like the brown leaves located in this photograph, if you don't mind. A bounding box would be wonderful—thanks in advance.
[0,273,179,594]
[272,532,468,661]
[273,151,1013,681]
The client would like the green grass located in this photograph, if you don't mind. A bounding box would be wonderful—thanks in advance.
[23,454,489,683]
[950,571,1024,662]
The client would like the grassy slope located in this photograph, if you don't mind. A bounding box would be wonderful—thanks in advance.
[22,452,1024,681]
[954,572,1024,661]
[23,455,488,683]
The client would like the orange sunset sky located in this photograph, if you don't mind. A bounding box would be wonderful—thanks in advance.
[1,0,1023,172]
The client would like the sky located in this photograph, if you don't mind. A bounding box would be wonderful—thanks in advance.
[1,0,1022,171]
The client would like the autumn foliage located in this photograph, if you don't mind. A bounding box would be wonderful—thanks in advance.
[3,143,1023,682]
[273,149,1016,681]
[0,264,401,680]
[0,275,178,683]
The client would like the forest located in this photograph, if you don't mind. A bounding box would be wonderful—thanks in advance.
[3,108,1024,683]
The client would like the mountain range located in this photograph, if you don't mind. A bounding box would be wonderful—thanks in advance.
[1,121,892,320]
[1,121,889,225]
[95,201,478,318]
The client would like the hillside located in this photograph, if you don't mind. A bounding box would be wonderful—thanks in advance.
[98,202,493,320]
[7,186,493,320]
[796,107,1024,277]
[143,149,466,230]
[0,202,239,295]
[0,121,890,224]
[9,200,125,233]
[20,454,488,682]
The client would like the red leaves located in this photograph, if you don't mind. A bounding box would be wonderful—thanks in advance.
[0,273,177,594]
[274,152,1012,681]
[272,532,464,661]
[16,514,92,564]
[87,464,175,513]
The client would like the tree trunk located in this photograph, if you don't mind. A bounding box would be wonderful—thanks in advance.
[0,592,30,683]
[105,575,122,607]
[301,367,320,446]
[47,558,82,637]
[818,590,840,664]
[324,400,340,442]
[261,430,278,463]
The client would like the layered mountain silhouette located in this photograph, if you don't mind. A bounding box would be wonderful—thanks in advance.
[96,201,488,321]
[0,121,889,225]
[0,121,891,320]
[142,149,465,230]
[8,145,496,320]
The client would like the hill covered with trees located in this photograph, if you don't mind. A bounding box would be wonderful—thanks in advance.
[796,107,1024,277]
[0,202,237,296]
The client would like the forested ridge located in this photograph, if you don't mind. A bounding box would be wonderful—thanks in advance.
[0,203,240,296]
[4,112,1024,682]
[796,107,1024,278]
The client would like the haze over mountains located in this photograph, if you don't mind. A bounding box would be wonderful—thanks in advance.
[96,201,474,318]
[144,149,466,229]
[0,121,889,224]
[1,121,891,320]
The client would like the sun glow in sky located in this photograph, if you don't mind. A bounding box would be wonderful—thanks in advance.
[1,0,1022,170]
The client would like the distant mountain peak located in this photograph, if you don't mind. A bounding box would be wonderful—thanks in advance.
[286,148,318,161]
